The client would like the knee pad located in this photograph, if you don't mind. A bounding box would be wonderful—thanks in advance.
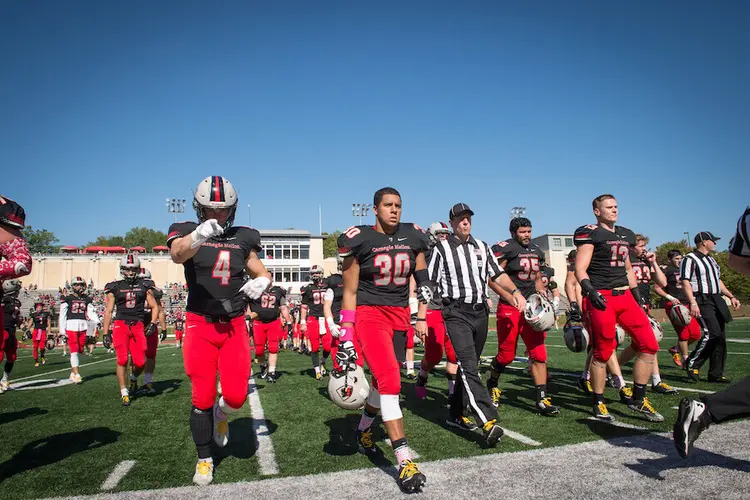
[380,394,403,422]
[116,352,129,366]
[528,344,547,363]
[254,345,265,357]
[638,335,659,355]
[593,341,615,364]
[366,387,381,409]
[268,343,279,354]
[375,370,401,397]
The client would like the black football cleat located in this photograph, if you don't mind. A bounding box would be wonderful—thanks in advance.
[482,420,504,446]
[619,387,634,405]
[397,460,426,493]
[445,416,478,431]
[535,397,560,416]
[357,429,378,456]
[674,397,710,458]
[266,372,277,383]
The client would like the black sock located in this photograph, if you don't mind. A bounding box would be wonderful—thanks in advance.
[535,384,547,401]
[40,349,45,358]
[592,392,605,405]
[190,406,213,459]
[322,350,330,361]
[391,437,408,451]
[4,362,13,375]
[633,383,647,402]
[311,351,319,367]
[446,373,456,381]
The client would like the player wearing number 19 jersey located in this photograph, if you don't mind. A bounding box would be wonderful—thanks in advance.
[574,194,662,422]
[337,187,430,493]
[167,175,271,486]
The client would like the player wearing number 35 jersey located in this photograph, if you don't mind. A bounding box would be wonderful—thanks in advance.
[167,175,272,487]
[336,187,430,493]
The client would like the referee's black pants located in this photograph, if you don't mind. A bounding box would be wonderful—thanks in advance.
[686,295,729,380]
[702,376,750,423]
[443,302,497,426]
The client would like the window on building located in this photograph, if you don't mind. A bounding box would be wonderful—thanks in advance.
[300,267,310,282]
[292,247,300,259]
[300,246,310,259]
[283,269,292,282]
[292,270,300,282]
[258,249,266,259]
[553,237,562,250]
[283,245,291,259]
[274,245,283,260]
[274,269,283,282]
[565,237,573,248]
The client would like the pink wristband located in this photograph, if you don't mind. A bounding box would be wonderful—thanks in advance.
[340,325,354,342]
[339,309,356,325]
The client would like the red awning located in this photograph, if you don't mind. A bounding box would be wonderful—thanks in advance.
[60,246,78,253]
[107,246,127,253]
[82,246,127,254]
[152,245,169,252]
[129,246,146,252]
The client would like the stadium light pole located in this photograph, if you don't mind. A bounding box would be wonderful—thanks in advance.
[248,204,252,227]
[684,231,690,245]
[166,198,186,223]
[510,206,526,220]
[352,203,372,225]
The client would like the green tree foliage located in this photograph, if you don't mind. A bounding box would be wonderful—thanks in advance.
[656,240,692,266]
[86,227,167,249]
[323,231,342,258]
[714,251,750,301]
[22,226,59,253]
[87,235,126,247]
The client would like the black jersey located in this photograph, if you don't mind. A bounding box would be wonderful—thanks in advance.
[167,222,262,317]
[540,267,557,290]
[2,297,20,331]
[325,274,344,321]
[175,319,184,330]
[250,285,286,323]
[629,254,653,298]
[105,279,151,322]
[492,238,546,300]
[664,264,687,302]
[31,310,50,330]
[574,224,636,290]
[61,294,93,321]
[302,283,328,318]
[338,223,429,307]
[140,280,162,325]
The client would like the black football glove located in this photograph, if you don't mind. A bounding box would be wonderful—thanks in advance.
[336,340,358,370]
[160,330,167,342]
[145,323,157,337]
[581,279,607,311]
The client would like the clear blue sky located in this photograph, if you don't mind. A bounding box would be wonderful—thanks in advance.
[2,1,748,249]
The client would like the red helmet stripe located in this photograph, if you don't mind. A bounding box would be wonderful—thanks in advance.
[212,176,225,203]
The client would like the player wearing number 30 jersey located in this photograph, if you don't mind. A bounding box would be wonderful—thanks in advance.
[337,187,430,494]
[167,175,272,487]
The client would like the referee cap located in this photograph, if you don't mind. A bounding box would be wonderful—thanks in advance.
[694,231,720,244]
[449,203,474,221]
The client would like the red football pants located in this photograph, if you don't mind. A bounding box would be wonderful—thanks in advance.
[666,302,701,342]
[184,312,250,410]
[495,302,547,364]
[146,331,158,358]
[293,324,300,340]
[306,316,332,353]
[175,330,184,342]
[33,329,48,360]
[422,309,456,371]
[2,330,17,364]
[584,289,659,363]
[253,319,282,357]
[112,321,147,369]
[66,330,87,355]
[355,305,410,396]
[405,326,415,349]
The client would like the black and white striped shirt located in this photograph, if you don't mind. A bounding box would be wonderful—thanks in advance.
[729,206,750,258]
[680,250,722,295]
[427,234,504,305]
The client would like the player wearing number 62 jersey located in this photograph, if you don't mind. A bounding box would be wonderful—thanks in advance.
[337,187,430,493]
[103,254,159,406]
[574,194,662,423]
[248,285,289,383]
[167,175,272,487]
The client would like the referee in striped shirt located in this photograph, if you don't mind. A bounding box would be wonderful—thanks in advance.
[427,203,524,446]
[681,231,741,383]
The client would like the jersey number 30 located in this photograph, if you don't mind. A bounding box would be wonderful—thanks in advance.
[374,253,411,286]
[212,251,231,286]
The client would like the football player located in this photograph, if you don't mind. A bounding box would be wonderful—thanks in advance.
[30,301,51,366]
[135,269,167,395]
[248,285,290,383]
[59,276,99,384]
[300,265,333,379]
[619,235,678,394]
[574,194,662,422]
[414,222,458,402]
[102,255,159,406]
[174,312,185,349]
[487,218,560,415]
[654,250,701,367]
[540,265,561,315]
[167,175,271,486]
[0,280,22,393]
[335,187,429,493]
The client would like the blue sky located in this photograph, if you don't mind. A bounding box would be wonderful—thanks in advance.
[2,1,748,249]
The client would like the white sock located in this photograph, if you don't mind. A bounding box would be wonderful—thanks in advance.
[2,372,8,383]
[617,376,626,389]
[199,457,213,464]
[651,373,661,386]
[70,352,79,368]
[582,370,590,380]
[218,396,240,414]
[314,366,321,375]
[121,388,129,397]
[406,361,414,372]
[269,365,276,374]
[144,373,153,384]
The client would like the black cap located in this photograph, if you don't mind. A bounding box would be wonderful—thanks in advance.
[694,231,720,244]
[449,203,474,220]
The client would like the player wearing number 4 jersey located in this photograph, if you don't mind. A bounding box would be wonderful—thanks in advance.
[301,265,333,379]
[336,187,430,494]
[103,255,159,406]
[574,194,663,422]
[167,175,272,487]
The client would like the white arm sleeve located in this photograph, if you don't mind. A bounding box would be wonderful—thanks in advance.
[86,303,99,323]
[324,288,334,302]
[59,302,68,330]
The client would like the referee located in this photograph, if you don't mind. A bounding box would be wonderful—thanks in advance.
[427,203,525,446]
[681,231,741,383]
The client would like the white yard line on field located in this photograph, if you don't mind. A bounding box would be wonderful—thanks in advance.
[500,428,542,446]
[247,377,279,475]
[586,417,647,431]
[100,460,136,490]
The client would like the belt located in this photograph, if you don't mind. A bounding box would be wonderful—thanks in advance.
[118,319,140,326]
[447,301,487,312]
[612,289,627,296]
[193,312,244,323]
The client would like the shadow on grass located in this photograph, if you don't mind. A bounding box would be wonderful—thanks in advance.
[213,417,279,468]
[0,407,48,425]
[322,415,397,479]
[0,427,120,483]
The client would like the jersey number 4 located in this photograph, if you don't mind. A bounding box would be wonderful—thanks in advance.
[374,253,411,286]
[212,251,231,286]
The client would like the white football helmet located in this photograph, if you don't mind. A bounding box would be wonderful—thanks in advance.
[120,254,141,281]
[336,254,344,272]
[71,276,87,295]
[193,176,238,230]
[328,365,370,410]
[563,319,589,353]
[615,324,626,346]
[311,264,324,284]
[138,268,152,279]
[427,221,450,247]
[524,293,556,332]
[2,279,21,296]
[668,304,691,328]
[649,317,664,342]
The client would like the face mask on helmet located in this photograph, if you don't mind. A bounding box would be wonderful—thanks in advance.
[138,268,152,279]
[427,222,450,247]
[71,278,86,295]
[2,279,21,296]
[193,176,238,231]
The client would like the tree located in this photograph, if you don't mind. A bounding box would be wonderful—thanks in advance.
[656,240,692,266]
[123,227,168,250]
[22,226,59,253]
[323,231,342,258]
[87,235,126,247]
[714,251,750,301]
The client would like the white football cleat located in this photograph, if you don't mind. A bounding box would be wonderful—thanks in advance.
[72,373,83,384]
[192,459,213,486]
[213,403,229,447]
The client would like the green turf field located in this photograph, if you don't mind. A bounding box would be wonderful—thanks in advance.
[1,319,748,499]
